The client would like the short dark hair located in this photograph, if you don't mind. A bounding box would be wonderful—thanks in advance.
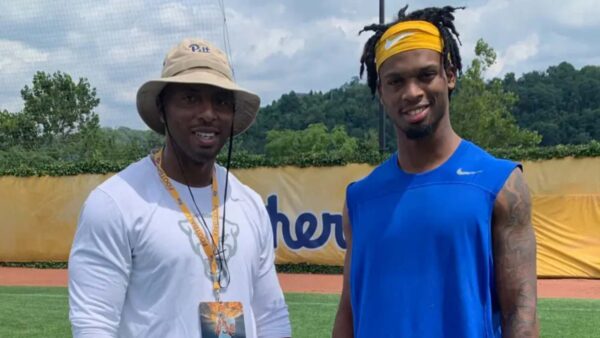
[359,5,465,95]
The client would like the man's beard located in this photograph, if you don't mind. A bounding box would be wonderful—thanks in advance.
[405,123,435,139]
[403,115,441,139]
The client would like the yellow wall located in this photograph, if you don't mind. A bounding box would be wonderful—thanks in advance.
[1,157,598,277]
[523,157,600,277]
[0,175,111,261]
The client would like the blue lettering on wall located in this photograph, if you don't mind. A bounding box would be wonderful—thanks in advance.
[266,194,346,251]
[323,212,346,249]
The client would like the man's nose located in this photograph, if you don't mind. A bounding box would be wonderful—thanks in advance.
[402,80,425,103]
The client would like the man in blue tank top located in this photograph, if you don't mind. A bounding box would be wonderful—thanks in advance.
[333,5,538,338]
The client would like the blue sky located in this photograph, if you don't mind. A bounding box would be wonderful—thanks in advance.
[1,0,599,129]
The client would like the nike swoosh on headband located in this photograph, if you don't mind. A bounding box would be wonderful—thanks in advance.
[384,32,415,50]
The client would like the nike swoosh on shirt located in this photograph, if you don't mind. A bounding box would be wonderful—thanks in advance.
[456,168,483,176]
[384,32,414,50]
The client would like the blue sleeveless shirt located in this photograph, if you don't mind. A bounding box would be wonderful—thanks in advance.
[346,140,518,338]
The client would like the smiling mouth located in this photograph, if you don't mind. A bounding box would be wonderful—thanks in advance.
[404,105,429,116]
[194,131,217,143]
[402,104,430,124]
[196,131,215,139]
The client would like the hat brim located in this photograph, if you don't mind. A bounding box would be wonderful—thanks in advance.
[136,69,260,136]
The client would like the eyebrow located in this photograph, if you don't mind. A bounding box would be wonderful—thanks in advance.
[419,65,440,72]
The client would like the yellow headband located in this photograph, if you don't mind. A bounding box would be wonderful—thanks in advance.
[375,20,444,71]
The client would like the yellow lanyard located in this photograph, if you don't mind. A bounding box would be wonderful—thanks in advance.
[152,149,222,298]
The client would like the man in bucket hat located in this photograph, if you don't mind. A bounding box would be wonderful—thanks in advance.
[69,38,291,338]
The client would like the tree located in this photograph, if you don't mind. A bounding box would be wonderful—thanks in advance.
[20,71,100,141]
[451,39,542,149]
[503,63,600,145]
[237,78,383,154]
[0,109,38,149]
[265,123,359,158]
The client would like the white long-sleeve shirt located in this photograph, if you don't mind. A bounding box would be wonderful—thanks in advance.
[68,156,291,337]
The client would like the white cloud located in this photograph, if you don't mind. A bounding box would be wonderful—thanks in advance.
[105,28,163,65]
[546,0,600,28]
[0,39,48,74]
[315,17,367,43]
[97,103,147,130]
[158,2,196,30]
[77,0,146,26]
[487,34,540,77]
[0,0,599,128]
[113,87,139,105]
[227,10,305,68]
[247,29,305,64]
[458,0,510,27]
[0,1,48,24]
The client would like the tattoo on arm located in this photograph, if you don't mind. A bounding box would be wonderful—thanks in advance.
[493,169,539,337]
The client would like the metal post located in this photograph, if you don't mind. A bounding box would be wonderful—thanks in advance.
[378,0,386,153]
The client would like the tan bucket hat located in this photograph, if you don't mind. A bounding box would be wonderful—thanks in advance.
[136,38,260,136]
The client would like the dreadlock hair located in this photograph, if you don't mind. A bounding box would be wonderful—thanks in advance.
[359,5,465,96]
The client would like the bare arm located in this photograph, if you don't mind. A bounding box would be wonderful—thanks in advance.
[332,202,354,338]
[493,168,538,337]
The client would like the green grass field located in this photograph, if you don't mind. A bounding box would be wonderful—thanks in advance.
[0,287,598,337]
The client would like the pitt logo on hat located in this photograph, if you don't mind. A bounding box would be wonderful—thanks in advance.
[189,44,210,53]
[137,38,261,136]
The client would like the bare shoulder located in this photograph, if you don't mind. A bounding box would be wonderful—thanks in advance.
[494,167,532,227]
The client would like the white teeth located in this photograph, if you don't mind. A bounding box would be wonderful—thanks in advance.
[195,132,215,139]
[406,106,427,116]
